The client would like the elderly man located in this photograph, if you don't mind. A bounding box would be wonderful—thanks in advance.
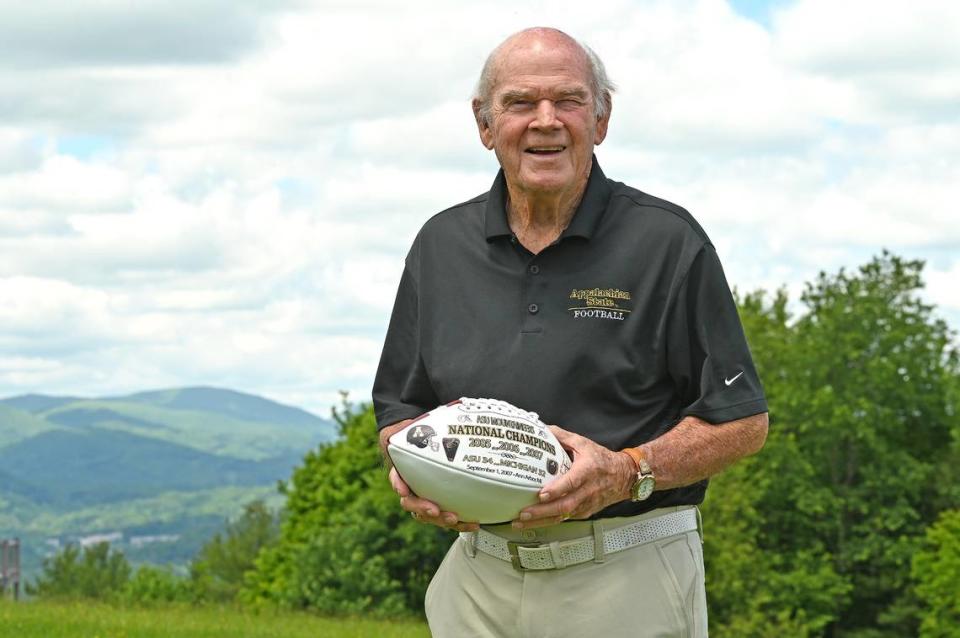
[373,27,768,638]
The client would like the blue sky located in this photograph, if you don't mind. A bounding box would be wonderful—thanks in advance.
[728,0,795,27]
[0,0,957,415]
[56,135,114,161]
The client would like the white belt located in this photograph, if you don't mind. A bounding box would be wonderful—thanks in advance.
[460,508,699,572]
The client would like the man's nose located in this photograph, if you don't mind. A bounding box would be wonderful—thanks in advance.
[531,100,561,129]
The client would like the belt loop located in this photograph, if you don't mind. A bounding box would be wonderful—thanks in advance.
[462,531,478,558]
[592,520,605,563]
[548,541,565,569]
[695,507,704,543]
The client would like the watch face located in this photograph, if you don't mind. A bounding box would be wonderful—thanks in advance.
[636,477,655,500]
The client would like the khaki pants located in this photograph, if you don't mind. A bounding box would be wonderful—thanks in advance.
[425,506,708,638]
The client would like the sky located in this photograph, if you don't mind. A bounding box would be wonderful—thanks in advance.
[1,0,958,416]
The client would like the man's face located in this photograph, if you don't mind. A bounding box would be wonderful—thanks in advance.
[474,36,609,198]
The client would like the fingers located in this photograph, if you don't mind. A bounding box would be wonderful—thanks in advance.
[405,503,479,532]
[515,492,582,528]
[515,435,626,528]
[539,467,583,502]
[388,467,411,497]
[399,492,440,517]
[392,469,479,531]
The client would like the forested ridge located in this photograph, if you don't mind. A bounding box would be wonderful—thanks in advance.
[23,253,960,638]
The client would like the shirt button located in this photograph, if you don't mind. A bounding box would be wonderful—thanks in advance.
[529,264,540,275]
[528,303,539,314]
[510,235,518,244]
[522,529,536,541]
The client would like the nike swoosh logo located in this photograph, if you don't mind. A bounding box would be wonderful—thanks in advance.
[724,371,745,386]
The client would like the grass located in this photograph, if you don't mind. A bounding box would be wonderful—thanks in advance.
[0,599,431,638]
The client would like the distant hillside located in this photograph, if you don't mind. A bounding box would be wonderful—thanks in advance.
[0,403,63,448]
[117,387,322,427]
[0,428,300,505]
[2,394,81,414]
[0,386,337,580]
[5,387,335,461]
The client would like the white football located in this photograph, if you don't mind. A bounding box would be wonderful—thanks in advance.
[388,397,572,524]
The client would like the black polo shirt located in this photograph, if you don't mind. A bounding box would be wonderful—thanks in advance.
[373,157,767,517]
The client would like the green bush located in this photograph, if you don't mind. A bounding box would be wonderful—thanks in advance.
[913,509,960,638]
[26,542,131,600]
[122,565,193,604]
[242,398,452,617]
[190,499,279,603]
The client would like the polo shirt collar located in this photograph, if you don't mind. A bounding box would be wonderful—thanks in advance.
[484,155,612,242]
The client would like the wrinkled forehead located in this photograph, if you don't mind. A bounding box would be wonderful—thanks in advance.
[490,35,592,94]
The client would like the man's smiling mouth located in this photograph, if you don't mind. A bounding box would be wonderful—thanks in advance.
[526,145,566,155]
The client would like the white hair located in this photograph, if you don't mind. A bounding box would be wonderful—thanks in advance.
[473,30,616,126]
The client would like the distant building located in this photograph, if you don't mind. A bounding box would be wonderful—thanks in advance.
[79,532,123,547]
[1,538,20,600]
[129,534,180,548]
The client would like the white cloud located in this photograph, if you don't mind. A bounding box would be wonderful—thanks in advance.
[926,260,960,312]
[0,277,117,353]
[606,1,832,152]
[774,0,960,122]
[0,0,288,68]
[0,154,131,214]
[1,0,958,414]
[775,0,960,73]
[0,128,43,172]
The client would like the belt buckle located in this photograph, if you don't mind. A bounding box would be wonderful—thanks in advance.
[506,541,541,572]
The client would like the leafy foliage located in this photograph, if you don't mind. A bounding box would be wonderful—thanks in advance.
[23,501,279,606]
[913,509,960,638]
[242,397,453,617]
[121,565,193,604]
[703,252,959,637]
[190,499,279,602]
[26,542,131,599]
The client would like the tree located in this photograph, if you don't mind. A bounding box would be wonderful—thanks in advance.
[26,542,131,599]
[704,289,850,638]
[242,397,452,617]
[912,509,960,638]
[190,499,279,602]
[703,253,959,637]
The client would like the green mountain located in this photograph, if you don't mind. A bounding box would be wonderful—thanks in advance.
[2,394,81,414]
[0,386,335,580]
[0,403,63,448]
[116,387,321,426]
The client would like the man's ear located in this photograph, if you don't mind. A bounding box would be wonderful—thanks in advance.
[472,99,495,150]
[594,93,612,145]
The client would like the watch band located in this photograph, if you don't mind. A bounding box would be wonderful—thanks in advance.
[622,446,655,502]
[622,446,649,473]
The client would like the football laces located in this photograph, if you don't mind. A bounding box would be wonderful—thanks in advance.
[458,397,540,423]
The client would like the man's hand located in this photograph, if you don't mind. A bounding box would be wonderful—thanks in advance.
[512,412,770,529]
[388,466,480,532]
[380,419,479,533]
[378,419,410,459]
[513,425,635,529]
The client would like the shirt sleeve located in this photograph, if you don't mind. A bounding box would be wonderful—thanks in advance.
[372,259,440,430]
[666,244,768,424]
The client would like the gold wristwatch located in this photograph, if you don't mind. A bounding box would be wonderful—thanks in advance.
[622,447,656,502]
